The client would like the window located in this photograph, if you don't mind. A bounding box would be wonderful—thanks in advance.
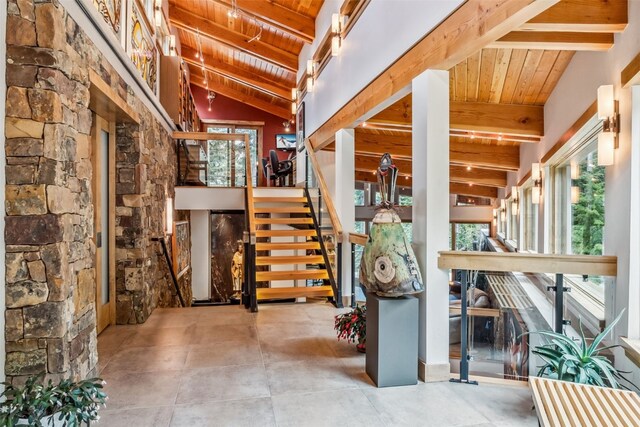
[451,223,490,251]
[206,125,260,187]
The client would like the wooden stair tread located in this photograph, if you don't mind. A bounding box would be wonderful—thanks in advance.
[255,230,317,238]
[255,217,313,225]
[257,285,333,300]
[256,269,329,281]
[254,197,307,203]
[256,242,320,251]
[255,207,310,214]
[256,255,325,265]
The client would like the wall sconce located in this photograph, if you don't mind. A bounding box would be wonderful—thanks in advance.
[500,199,506,222]
[331,13,343,57]
[291,102,296,114]
[164,35,177,56]
[597,84,619,166]
[165,198,173,235]
[282,120,292,132]
[306,76,314,93]
[306,60,315,93]
[511,186,519,216]
[492,209,498,226]
[291,88,297,101]
[154,0,163,27]
[531,162,542,204]
[570,162,580,204]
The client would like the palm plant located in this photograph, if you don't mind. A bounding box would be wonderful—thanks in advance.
[530,310,636,390]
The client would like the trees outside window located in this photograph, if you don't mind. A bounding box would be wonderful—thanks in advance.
[571,151,605,256]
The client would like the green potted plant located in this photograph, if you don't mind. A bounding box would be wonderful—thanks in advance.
[0,374,108,426]
[335,305,366,352]
[530,310,638,390]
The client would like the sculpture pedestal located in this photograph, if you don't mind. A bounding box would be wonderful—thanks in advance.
[366,293,419,387]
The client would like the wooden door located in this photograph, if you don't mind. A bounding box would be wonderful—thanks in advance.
[92,115,116,333]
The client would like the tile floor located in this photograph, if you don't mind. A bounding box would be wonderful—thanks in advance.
[98,302,538,426]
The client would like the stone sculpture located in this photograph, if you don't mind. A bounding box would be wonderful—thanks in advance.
[359,153,424,297]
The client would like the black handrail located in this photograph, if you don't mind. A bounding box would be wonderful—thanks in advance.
[151,237,186,307]
[304,187,342,307]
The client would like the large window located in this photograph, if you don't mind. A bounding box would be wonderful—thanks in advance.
[206,125,260,187]
[450,223,490,251]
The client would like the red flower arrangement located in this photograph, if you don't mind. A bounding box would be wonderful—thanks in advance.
[334,305,366,352]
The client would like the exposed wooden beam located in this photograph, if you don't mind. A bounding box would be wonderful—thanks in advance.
[450,139,519,171]
[169,5,298,72]
[449,165,507,187]
[353,128,412,156]
[208,0,315,43]
[450,183,498,199]
[450,101,544,137]
[354,170,412,187]
[489,31,614,51]
[354,155,412,175]
[191,74,291,119]
[181,46,292,100]
[309,0,560,150]
[521,0,627,33]
[369,97,544,137]
[622,51,640,88]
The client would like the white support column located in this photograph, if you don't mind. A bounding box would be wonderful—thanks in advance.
[628,85,640,340]
[335,129,355,305]
[412,70,450,381]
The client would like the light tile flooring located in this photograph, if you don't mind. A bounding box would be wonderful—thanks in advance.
[98,302,538,426]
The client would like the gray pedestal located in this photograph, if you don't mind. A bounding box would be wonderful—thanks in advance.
[366,293,419,387]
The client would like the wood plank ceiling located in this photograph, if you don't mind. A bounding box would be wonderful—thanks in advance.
[168,0,323,119]
[344,0,628,199]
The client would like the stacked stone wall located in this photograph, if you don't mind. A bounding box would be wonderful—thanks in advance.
[5,0,188,382]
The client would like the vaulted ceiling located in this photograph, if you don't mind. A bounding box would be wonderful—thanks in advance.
[168,0,324,119]
[345,0,628,199]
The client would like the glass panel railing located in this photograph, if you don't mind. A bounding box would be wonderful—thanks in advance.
[176,134,257,187]
[441,251,617,384]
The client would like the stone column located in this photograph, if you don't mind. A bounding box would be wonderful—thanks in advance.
[411,69,450,382]
[335,129,355,305]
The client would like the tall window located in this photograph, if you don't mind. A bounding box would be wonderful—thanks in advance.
[206,125,260,187]
[451,223,490,251]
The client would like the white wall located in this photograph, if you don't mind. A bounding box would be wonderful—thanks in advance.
[512,2,640,380]
[300,0,464,135]
[175,187,245,210]
[190,211,211,301]
[0,0,7,384]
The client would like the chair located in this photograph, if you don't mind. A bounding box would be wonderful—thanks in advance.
[269,150,293,187]
[261,158,276,187]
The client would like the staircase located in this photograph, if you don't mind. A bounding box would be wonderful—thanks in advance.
[248,187,336,303]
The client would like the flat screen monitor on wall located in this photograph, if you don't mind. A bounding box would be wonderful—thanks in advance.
[276,134,296,150]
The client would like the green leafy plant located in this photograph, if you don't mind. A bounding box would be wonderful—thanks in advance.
[530,310,637,390]
[335,305,366,352]
[0,374,108,426]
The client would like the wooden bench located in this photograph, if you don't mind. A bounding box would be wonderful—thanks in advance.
[529,376,640,426]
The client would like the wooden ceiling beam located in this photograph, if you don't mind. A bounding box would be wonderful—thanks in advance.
[169,5,298,72]
[521,0,627,33]
[331,131,520,170]
[354,170,413,187]
[489,31,614,51]
[207,0,315,43]
[370,97,544,137]
[450,101,544,137]
[308,0,560,150]
[450,183,498,199]
[449,165,507,187]
[191,74,291,119]
[181,46,292,100]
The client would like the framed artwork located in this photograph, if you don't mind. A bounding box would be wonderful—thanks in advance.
[172,220,190,279]
[296,102,305,152]
[92,0,123,37]
[127,0,158,94]
[276,134,296,150]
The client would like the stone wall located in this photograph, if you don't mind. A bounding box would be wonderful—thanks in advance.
[4,0,187,382]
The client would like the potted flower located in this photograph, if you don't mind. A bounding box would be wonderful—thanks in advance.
[335,305,366,352]
[530,310,638,390]
[0,374,108,426]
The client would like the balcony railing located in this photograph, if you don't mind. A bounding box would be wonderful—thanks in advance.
[438,251,617,383]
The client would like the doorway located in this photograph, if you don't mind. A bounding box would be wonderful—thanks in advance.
[92,114,116,333]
